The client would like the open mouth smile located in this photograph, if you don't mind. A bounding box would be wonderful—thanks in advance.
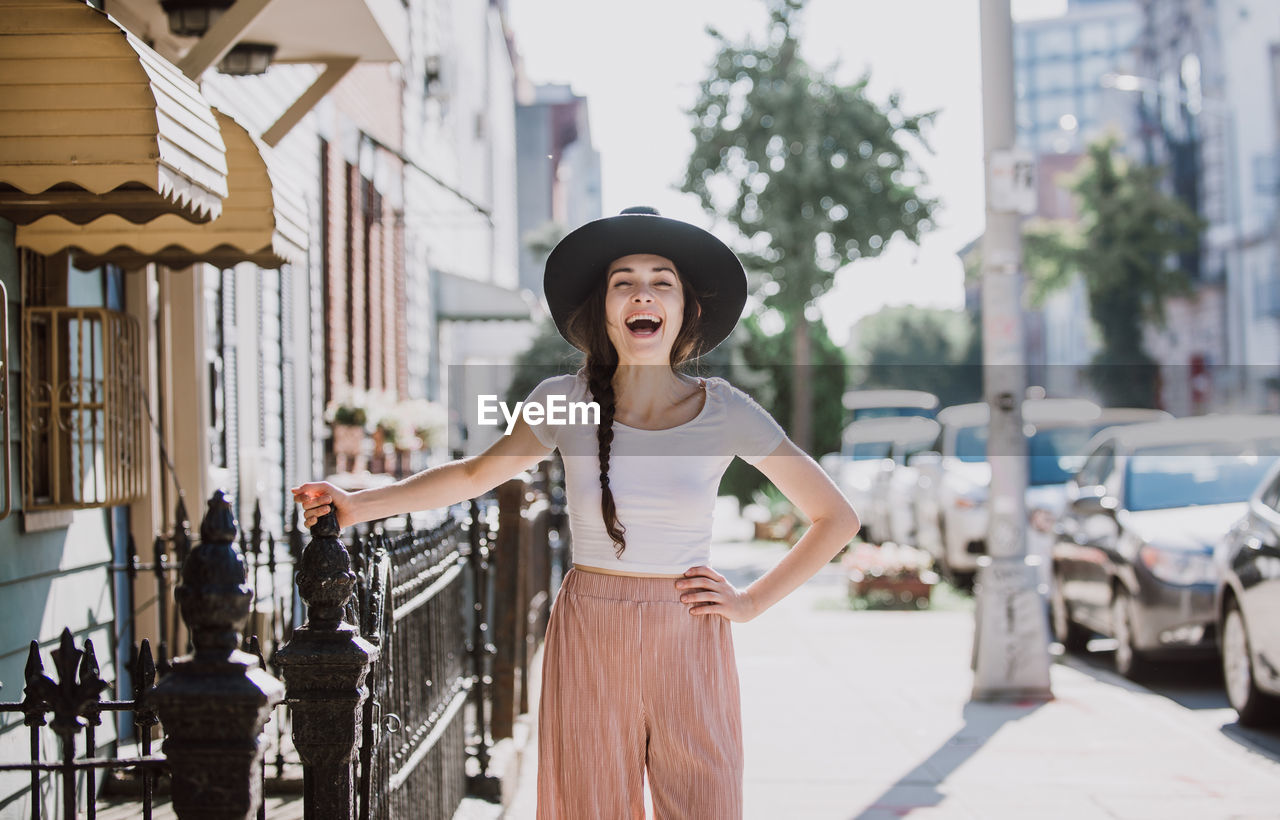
[624,312,663,338]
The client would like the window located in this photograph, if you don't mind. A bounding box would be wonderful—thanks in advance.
[1124,442,1280,512]
[1077,22,1111,54]
[205,268,238,501]
[1033,28,1074,60]
[21,252,145,509]
[1015,30,1032,63]
[1036,60,1077,94]
[953,425,988,463]
[1081,54,1115,85]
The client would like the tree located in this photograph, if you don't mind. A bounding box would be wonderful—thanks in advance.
[849,306,982,409]
[682,0,936,453]
[1023,138,1201,407]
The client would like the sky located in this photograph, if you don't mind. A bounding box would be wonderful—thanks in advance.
[506,0,1069,346]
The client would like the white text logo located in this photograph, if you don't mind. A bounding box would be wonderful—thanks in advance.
[477,394,600,435]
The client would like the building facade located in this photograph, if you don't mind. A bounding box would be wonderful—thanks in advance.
[0,0,542,813]
[1133,0,1280,414]
[1014,0,1143,399]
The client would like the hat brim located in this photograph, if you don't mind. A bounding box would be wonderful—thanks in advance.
[543,213,747,354]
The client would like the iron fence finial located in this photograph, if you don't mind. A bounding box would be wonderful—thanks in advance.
[151,489,284,820]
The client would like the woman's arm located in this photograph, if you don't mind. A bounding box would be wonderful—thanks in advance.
[292,415,552,528]
[679,438,860,621]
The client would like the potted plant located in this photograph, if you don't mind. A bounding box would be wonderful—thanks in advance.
[842,542,939,609]
[400,397,448,452]
[324,386,371,458]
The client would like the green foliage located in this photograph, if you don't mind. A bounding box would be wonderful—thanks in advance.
[1022,138,1202,407]
[681,0,936,450]
[848,306,982,408]
[681,0,937,316]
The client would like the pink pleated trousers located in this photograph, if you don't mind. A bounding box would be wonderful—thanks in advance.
[536,567,744,820]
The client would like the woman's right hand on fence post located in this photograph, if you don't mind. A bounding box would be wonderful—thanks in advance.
[291,481,357,529]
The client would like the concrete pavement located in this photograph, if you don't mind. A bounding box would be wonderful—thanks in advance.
[498,539,1280,819]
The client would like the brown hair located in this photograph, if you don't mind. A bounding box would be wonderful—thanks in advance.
[563,266,706,556]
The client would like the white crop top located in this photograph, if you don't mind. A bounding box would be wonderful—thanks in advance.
[523,373,788,575]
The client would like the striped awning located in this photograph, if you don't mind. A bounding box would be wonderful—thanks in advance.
[16,109,308,270]
[0,0,228,225]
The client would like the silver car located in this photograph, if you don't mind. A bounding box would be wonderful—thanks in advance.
[826,416,940,545]
[1052,416,1280,679]
[865,417,942,546]
[912,398,1105,585]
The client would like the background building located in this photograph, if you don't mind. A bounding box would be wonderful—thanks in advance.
[1132,0,1280,414]
[1014,0,1143,398]
[515,83,603,296]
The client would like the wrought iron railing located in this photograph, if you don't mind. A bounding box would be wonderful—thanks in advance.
[278,464,562,820]
[0,633,161,820]
[2,463,563,819]
[0,492,284,820]
[353,506,474,820]
[109,496,305,784]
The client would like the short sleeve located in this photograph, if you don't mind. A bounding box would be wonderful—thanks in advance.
[522,376,573,450]
[725,381,787,465]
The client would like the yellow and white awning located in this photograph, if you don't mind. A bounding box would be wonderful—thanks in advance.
[0,0,228,225]
[16,109,308,270]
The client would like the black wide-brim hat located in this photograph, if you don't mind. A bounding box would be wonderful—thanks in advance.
[544,206,747,354]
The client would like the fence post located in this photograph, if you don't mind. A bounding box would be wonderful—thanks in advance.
[150,490,285,820]
[275,509,379,820]
[490,476,528,740]
[465,498,500,799]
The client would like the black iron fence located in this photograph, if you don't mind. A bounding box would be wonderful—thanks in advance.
[111,497,306,783]
[0,633,161,820]
[284,466,565,820]
[0,462,564,819]
[352,505,473,820]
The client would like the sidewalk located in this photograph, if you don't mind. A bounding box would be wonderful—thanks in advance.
[502,540,1280,820]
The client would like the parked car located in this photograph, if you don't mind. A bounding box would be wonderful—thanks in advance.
[1026,407,1172,589]
[864,417,941,546]
[842,389,939,423]
[824,416,938,545]
[1215,458,1280,726]
[1051,415,1280,679]
[911,398,1104,586]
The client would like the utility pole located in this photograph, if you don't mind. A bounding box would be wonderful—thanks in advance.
[972,0,1053,702]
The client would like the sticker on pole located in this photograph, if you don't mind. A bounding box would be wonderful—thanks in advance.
[988,149,1037,215]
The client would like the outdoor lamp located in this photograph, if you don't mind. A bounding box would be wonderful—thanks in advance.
[159,0,235,37]
[218,42,277,76]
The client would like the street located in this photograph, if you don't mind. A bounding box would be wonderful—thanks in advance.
[1065,639,1280,764]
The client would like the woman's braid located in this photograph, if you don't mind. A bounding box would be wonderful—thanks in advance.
[586,356,626,556]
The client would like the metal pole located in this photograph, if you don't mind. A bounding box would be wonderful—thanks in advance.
[973,0,1052,701]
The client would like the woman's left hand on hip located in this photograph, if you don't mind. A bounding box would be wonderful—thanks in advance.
[677,566,758,622]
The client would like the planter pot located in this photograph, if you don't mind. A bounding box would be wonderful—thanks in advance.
[332,424,364,456]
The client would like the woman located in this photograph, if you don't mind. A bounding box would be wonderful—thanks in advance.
[293,207,859,819]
